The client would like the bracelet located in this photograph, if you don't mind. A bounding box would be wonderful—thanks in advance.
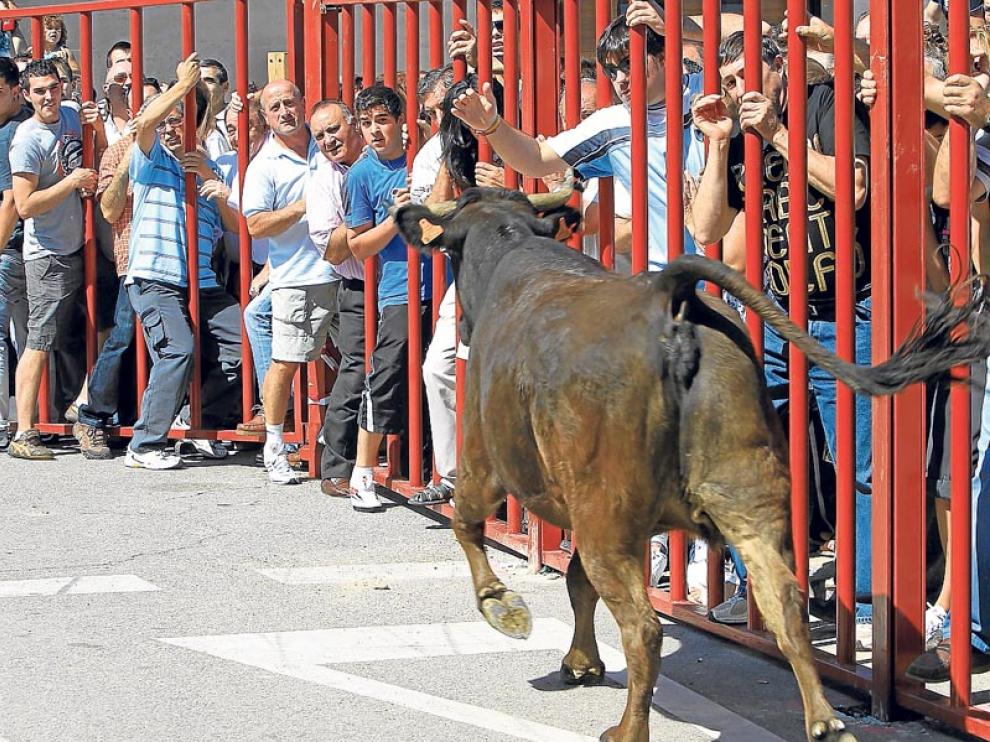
[475,115,502,137]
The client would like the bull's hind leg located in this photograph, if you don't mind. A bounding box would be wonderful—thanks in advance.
[703,483,856,742]
[561,550,606,685]
[578,536,661,742]
[453,470,532,639]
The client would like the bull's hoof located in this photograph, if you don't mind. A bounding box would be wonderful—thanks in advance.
[480,590,532,639]
[810,718,857,742]
[560,659,606,686]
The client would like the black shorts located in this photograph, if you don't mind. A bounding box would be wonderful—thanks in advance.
[358,303,432,435]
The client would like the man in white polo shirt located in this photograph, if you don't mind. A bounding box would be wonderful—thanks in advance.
[242,80,336,485]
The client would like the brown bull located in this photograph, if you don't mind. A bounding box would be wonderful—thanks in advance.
[395,188,990,742]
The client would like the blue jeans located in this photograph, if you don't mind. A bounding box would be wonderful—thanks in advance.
[965,357,990,655]
[731,298,874,622]
[243,283,272,400]
[78,278,135,427]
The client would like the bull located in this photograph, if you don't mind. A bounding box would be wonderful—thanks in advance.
[394,187,990,742]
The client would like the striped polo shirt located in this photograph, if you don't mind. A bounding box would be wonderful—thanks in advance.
[126,138,223,289]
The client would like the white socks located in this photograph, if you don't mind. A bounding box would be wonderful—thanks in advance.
[264,423,284,466]
[350,466,374,492]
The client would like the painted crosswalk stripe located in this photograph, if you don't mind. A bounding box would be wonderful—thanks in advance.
[0,575,159,598]
[256,561,472,585]
[163,617,783,742]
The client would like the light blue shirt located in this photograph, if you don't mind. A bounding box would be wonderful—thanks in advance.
[241,134,335,289]
[217,151,269,265]
[546,72,706,271]
[126,138,223,289]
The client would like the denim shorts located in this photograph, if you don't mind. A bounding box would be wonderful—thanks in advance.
[25,251,84,352]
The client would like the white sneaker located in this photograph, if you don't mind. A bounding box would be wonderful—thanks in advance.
[350,485,384,512]
[176,438,228,459]
[125,448,182,470]
[925,604,948,651]
[267,451,301,485]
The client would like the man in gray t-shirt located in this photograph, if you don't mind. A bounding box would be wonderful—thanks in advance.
[7,58,97,461]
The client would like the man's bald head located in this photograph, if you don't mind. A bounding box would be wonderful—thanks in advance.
[260,79,305,139]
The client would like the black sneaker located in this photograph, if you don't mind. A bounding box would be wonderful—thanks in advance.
[906,639,990,683]
[0,426,10,451]
[409,481,454,506]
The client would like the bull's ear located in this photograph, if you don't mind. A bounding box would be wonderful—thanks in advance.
[527,206,584,243]
[394,205,447,253]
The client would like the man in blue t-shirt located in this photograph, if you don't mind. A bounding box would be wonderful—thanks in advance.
[339,85,432,511]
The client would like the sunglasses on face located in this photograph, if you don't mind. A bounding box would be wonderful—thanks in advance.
[602,57,631,81]
[492,19,504,34]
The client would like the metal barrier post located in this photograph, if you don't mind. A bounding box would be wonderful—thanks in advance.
[235,0,254,426]
[80,12,98,375]
[324,5,340,100]
[594,0,613,271]
[181,1,202,429]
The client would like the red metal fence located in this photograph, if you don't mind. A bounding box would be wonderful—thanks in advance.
[13,0,989,736]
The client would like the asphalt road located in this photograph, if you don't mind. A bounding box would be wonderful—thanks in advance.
[0,445,975,742]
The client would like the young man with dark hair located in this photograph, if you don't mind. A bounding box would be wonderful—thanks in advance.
[123,53,242,470]
[451,3,704,271]
[105,41,131,69]
[0,55,31,449]
[338,85,432,511]
[7,59,98,460]
[200,58,231,160]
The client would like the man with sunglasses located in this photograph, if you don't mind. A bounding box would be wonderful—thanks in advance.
[451,1,704,272]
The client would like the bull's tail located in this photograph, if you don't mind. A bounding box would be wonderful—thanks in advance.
[657,255,990,397]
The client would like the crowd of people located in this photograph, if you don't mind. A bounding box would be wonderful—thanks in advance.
[0,0,988,691]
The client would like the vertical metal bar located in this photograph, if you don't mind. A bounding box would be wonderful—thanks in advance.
[561,0,581,251]
[452,0,468,80]
[868,0,894,719]
[834,0,857,664]
[702,0,721,289]
[595,0,614,271]
[303,0,323,115]
[324,6,340,100]
[890,0,927,683]
[182,2,201,429]
[429,1,444,69]
[383,2,397,88]
[947,0,973,705]
[519,0,536,194]
[286,0,299,83]
[79,12,96,376]
[406,0,424,488]
[628,20,648,274]
[361,3,377,371]
[129,10,144,111]
[477,0,493,164]
[31,17,42,60]
[785,0,810,609]
[236,0,254,426]
[342,6,356,106]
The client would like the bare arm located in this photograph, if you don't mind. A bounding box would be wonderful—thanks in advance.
[99,145,132,223]
[0,190,16,249]
[135,53,201,157]
[347,219,401,261]
[12,170,89,219]
[324,222,353,265]
[931,127,984,207]
[768,126,870,208]
[246,199,306,239]
[687,139,739,245]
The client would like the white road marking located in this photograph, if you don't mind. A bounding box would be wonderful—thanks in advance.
[256,560,471,585]
[163,617,782,741]
[0,574,159,598]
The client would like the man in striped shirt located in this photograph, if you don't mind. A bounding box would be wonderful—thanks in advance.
[123,53,242,470]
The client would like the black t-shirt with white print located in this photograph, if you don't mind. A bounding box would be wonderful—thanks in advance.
[725,83,872,310]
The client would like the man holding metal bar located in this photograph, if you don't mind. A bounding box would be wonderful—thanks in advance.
[451,2,705,272]
[123,53,242,470]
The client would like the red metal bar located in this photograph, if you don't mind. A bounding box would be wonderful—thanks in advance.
[742,0,763,354]
[2,0,208,17]
[383,2,397,87]
[129,10,144,111]
[834,0,857,664]
[785,0,810,608]
[889,0,928,683]
[701,0,720,285]
[342,6,355,106]
[406,0,424,488]
[286,0,299,83]
[519,0,536,194]
[868,0,894,719]
[628,24,648,274]
[361,3,376,85]
[428,1,443,69]
[303,0,323,114]
[324,6,340,99]
[31,16,42,60]
[182,2,202,428]
[236,0,254,425]
[560,0,580,250]
[477,0,493,164]
[80,12,97,375]
[502,0,519,189]
[452,0,467,80]
[361,3,377,370]
[594,0,613,270]
[947,0,973,705]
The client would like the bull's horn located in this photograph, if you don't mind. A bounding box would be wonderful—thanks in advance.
[426,201,458,216]
[527,186,574,210]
